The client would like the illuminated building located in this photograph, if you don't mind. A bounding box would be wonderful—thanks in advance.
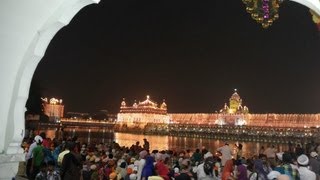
[220,89,249,114]
[117,95,170,128]
[216,89,249,126]
[42,97,64,122]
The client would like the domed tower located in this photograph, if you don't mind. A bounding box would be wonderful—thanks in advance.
[160,99,167,110]
[133,100,138,108]
[121,98,126,109]
[229,89,242,114]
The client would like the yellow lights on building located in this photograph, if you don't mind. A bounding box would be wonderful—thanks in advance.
[118,95,169,126]
[220,89,249,114]
[42,97,64,121]
[49,98,62,105]
[120,95,167,114]
[42,97,63,105]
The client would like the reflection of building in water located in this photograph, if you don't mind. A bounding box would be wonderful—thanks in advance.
[42,97,64,122]
[115,132,169,151]
[117,95,170,128]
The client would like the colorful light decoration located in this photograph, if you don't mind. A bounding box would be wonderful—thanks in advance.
[242,0,283,28]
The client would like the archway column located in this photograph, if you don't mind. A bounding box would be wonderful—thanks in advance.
[0,0,99,179]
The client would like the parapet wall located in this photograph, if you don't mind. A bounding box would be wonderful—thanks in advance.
[169,113,320,128]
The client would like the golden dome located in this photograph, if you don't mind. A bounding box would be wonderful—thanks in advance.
[138,95,158,108]
[230,89,241,101]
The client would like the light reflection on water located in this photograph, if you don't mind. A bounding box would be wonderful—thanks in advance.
[51,129,290,158]
[114,132,289,158]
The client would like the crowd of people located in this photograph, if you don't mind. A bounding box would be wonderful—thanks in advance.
[21,132,320,180]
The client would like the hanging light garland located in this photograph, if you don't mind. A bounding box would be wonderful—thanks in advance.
[242,0,283,28]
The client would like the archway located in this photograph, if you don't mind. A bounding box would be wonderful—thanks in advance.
[0,0,319,179]
[0,0,99,178]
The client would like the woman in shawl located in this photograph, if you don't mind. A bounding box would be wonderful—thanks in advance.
[253,159,271,180]
[141,156,155,180]
[222,159,235,180]
[236,159,248,180]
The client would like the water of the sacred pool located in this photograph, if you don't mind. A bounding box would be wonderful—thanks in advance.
[46,129,291,158]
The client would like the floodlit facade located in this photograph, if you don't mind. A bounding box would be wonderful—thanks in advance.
[117,96,170,127]
[42,97,64,122]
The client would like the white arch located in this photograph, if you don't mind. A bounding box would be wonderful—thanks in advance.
[0,0,99,179]
[290,0,320,15]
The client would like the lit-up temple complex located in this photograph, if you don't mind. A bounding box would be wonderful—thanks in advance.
[117,96,169,128]
[117,90,320,129]
[26,91,320,142]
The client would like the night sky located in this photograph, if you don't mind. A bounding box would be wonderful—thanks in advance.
[32,0,320,114]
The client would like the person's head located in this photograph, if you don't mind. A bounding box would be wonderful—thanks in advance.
[296,144,301,148]
[267,171,281,180]
[66,141,76,151]
[282,152,292,164]
[297,154,309,167]
[108,153,114,159]
[204,152,213,159]
[310,151,318,159]
[246,158,254,172]
[90,164,97,171]
[71,135,78,142]
[235,159,242,166]
[120,161,126,169]
[259,154,268,164]
[139,150,148,159]
[47,161,55,172]
[39,132,46,139]
[109,172,117,180]
[34,135,43,145]
[40,162,47,172]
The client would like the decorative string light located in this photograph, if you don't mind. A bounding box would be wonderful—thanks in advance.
[242,0,283,28]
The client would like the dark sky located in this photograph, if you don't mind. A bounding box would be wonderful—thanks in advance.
[32,0,320,114]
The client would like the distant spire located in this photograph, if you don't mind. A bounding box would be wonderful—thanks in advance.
[161,99,167,110]
[234,88,237,92]
[133,100,138,108]
[121,98,126,108]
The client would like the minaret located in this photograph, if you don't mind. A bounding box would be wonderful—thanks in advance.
[133,100,138,108]
[121,98,126,108]
[229,89,241,114]
[160,99,167,110]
